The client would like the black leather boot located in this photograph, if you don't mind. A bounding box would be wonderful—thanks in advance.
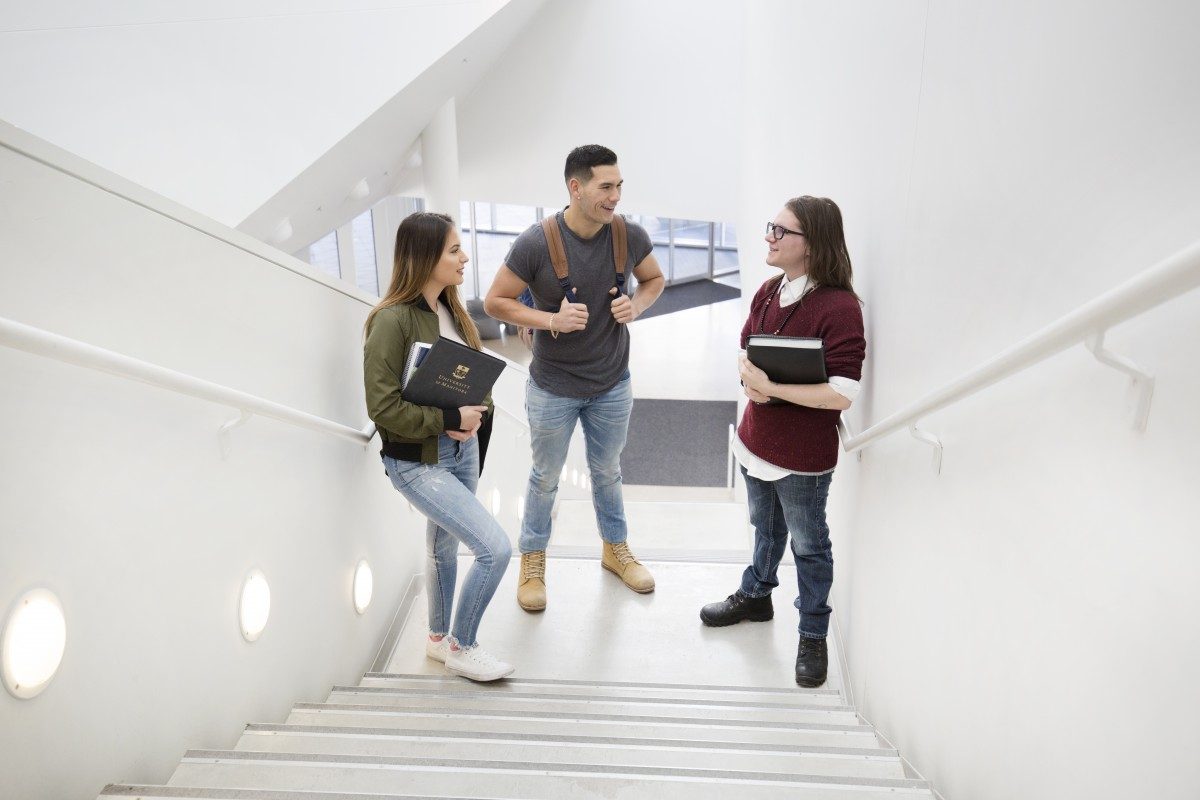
[794,637,828,687]
[699,591,773,627]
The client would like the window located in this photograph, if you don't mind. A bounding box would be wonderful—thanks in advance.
[307,231,339,278]
[351,210,377,295]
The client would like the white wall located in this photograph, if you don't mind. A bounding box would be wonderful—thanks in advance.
[470,0,1200,794]
[0,0,510,226]
[456,0,744,222]
[0,122,425,799]
[734,2,1200,799]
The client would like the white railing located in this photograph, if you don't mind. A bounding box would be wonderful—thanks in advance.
[0,316,375,449]
[839,239,1200,472]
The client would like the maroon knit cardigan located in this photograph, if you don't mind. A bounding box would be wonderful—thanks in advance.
[737,277,867,474]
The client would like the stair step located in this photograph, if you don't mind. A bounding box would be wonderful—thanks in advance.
[102,788,472,800]
[237,724,905,779]
[360,672,843,706]
[325,687,858,725]
[287,703,883,749]
[168,750,933,799]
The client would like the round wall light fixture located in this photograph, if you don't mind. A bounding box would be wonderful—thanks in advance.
[239,569,271,642]
[353,560,374,615]
[2,588,67,700]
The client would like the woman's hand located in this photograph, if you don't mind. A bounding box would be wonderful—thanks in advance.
[458,405,488,430]
[447,428,475,442]
[739,355,774,398]
[744,385,772,404]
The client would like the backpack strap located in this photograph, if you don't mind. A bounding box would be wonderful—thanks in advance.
[540,213,630,302]
[610,214,628,296]
[540,216,576,303]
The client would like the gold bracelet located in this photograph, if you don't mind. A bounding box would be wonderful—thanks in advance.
[549,312,559,339]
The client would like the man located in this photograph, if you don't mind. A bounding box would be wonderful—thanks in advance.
[484,144,665,612]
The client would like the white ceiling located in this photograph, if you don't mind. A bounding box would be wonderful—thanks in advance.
[0,0,511,225]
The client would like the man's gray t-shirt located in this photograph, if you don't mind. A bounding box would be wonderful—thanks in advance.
[504,212,653,398]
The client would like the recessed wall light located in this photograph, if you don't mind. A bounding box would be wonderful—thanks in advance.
[239,569,271,642]
[2,589,66,700]
[353,560,374,615]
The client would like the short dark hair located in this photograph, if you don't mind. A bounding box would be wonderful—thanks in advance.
[564,144,618,185]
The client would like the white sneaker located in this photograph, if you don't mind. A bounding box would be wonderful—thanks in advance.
[445,642,515,682]
[425,635,450,664]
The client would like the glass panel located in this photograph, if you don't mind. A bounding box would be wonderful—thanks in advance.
[474,231,519,299]
[351,211,378,295]
[713,247,739,275]
[632,214,670,245]
[672,244,709,281]
[459,201,472,231]
[673,219,711,248]
[719,222,738,248]
[493,204,536,233]
[307,230,339,278]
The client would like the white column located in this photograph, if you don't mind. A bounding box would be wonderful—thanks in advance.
[421,97,461,223]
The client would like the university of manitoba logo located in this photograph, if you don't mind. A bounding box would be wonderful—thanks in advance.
[453,364,471,380]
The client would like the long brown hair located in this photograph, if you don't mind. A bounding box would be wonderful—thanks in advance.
[364,211,482,350]
[785,195,858,300]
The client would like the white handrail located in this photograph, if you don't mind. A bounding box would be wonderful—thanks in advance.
[842,239,1200,456]
[0,316,375,446]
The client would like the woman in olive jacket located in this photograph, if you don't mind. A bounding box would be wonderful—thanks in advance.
[364,211,514,682]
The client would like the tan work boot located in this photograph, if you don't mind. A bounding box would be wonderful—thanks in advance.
[602,541,655,593]
[517,551,547,612]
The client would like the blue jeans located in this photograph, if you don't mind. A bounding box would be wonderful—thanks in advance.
[383,435,512,648]
[739,465,834,640]
[519,374,633,553]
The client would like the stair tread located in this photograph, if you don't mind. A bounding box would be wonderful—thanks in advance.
[235,726,907,780]
[176,749,931,791]
[299,701,865,730]
[243,723,897,756]
[335,684,850,710]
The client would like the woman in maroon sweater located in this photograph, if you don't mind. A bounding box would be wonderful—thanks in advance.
[700,196,866,688]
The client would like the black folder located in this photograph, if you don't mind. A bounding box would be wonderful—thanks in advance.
[401,337,505,408]
[746,335,826,405]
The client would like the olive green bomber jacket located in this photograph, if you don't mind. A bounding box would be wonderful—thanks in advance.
[363,296,493,464]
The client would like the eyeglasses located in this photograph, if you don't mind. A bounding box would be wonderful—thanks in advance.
[765,222,805,241]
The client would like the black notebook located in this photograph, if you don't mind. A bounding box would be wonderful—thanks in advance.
[401,337,505,408]
[746,335,827,405]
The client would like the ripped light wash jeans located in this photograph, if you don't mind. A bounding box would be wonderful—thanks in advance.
[519,374,633,554]
[383,434,511,648]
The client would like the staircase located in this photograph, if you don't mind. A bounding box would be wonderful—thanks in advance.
[97,551,934,799]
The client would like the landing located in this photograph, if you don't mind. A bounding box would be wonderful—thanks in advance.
[384,558,845,696]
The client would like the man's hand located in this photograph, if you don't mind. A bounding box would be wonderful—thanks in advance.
[609,286,637,324]
[555,292,588,333]
[739,354,774,398]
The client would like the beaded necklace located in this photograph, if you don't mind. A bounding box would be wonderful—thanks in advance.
[756,274,808,335]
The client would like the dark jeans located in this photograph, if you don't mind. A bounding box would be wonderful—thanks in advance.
[738,465,834,639]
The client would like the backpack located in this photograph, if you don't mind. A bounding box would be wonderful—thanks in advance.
[540,212,629,302]
[518,213,630,313]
